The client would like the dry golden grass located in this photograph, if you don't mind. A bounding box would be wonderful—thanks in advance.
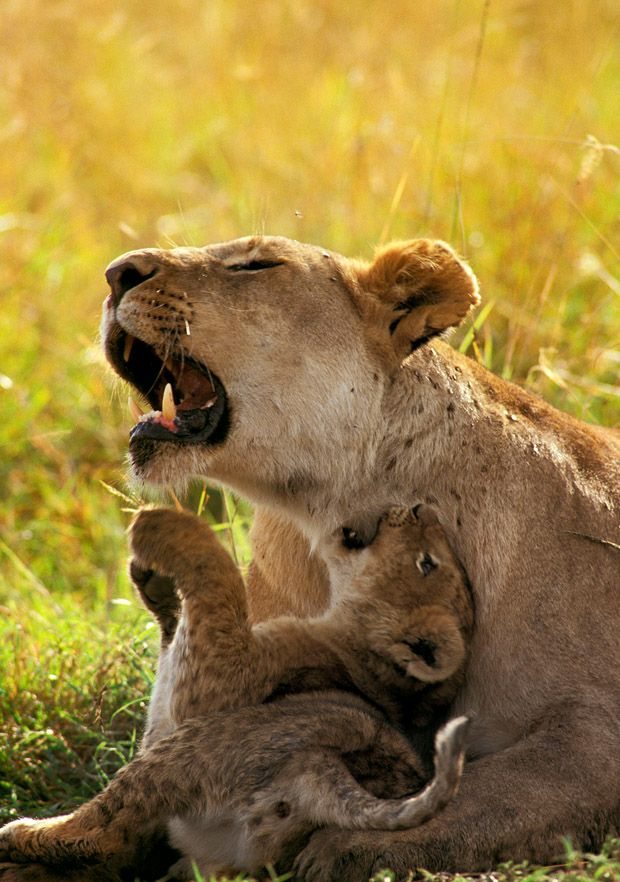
[2,1,619,410]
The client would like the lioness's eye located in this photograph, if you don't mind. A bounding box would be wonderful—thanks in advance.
[228,259,284,272]
[417,551,438,577]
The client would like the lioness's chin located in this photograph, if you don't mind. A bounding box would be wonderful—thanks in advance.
[128,438,211,488]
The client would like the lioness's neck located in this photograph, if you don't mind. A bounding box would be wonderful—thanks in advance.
[215,340,616,595]
[292,343,487,526]
[280,342,616,592]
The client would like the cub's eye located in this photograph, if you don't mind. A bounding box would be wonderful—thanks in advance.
[416,551,438,577]
[227,259,284,272]
[342,527,367,550]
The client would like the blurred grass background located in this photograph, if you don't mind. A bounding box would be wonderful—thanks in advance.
[0,0,618,871]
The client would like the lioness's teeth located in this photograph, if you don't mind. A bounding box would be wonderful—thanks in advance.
[162,383,177,421]
[129,397,143,423]
[201,396,217,409]
[123,335,135,362]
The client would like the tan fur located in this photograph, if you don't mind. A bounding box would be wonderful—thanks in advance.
[0,507,472,880]
[96,234,620,877]
[133,505,472,739]
[93,234,619,878]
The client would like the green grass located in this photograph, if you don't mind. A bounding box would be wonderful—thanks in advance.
[0,0,618,879]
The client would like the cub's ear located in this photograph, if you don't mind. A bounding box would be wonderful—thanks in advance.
[357,239,480,359]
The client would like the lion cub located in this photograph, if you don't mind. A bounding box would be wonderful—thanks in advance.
[0,507,472,881]
[135,504,473,745]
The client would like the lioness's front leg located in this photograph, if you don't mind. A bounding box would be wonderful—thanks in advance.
[295,702,620,881]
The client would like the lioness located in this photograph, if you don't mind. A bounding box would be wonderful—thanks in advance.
[0,507,472,880]
[6,235,617,880]
[96,234,619,879]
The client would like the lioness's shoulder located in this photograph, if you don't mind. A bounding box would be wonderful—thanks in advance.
[434,342,620,478]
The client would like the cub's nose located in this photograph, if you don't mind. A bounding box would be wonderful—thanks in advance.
[105,251,160,304]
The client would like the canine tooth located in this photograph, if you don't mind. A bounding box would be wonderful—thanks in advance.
[129,397,143,423]
[123,335,135,362]
[184,319,191,336]
[162,383,177,421]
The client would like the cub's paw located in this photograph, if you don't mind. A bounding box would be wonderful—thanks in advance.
[0,863,122,881]
[0,820,36,863]
[129,561,176,605]
[0,865,43,882]
[130,562,180,643]
[387,607,465,684]
[0,864,68,881]
[129,508,218,578]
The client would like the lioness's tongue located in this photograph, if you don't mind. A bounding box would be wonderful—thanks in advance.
[176,363,217,411]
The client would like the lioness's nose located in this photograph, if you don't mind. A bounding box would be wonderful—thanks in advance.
[105,251,160,304]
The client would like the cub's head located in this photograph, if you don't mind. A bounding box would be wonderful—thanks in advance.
[322,505,474,684]
[102,236,479,499]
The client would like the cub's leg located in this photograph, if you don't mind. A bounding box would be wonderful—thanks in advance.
[0,699,463,876]
[0,720,227,870]
[253,715,469,829]
[129,507,248,643]
[129,509,346,719]
[130,507,255,721]
[295,702,620,882]
[0,754,170,867]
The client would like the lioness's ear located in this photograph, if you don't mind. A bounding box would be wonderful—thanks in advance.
[358,239,480,359]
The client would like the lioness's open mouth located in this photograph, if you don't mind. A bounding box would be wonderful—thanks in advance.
[105,326,230,447]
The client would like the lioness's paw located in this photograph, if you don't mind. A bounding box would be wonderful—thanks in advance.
[0,864,63,882]
[294,829,376,882]
[295,828,427,882]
